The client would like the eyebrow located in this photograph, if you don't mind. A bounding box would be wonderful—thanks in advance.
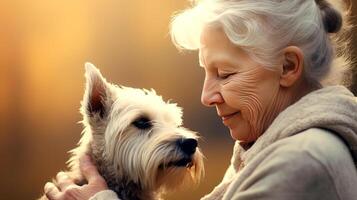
[199,48,239,69]
[200,58,237,70]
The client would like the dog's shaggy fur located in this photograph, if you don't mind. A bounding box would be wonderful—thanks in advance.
[41,63,204,200]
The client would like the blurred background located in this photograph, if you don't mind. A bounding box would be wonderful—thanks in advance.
[0,0,356,199]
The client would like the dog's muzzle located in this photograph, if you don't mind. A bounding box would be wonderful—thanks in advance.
[159,138,198,169]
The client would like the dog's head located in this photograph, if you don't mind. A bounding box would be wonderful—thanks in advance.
[77,63,204,193]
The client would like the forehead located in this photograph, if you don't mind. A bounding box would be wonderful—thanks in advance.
[200,25,227,48]
[199,25,250,68]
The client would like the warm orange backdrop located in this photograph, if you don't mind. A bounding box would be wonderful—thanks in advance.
[0,1,356,199]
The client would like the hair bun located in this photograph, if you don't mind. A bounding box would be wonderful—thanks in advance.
[316,0,343,33]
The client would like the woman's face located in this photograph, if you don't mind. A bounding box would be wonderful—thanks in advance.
[199,26,283,142]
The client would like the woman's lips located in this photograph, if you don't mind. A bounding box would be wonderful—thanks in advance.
[221,112,240,124]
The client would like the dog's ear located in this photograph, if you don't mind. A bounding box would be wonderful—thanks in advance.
[82,62,113,119]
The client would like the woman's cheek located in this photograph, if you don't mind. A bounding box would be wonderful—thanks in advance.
[222,78,264,137]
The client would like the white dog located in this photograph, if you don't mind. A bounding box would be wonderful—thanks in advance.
[40,63,204,200]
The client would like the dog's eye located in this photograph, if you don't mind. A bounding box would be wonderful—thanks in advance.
[132,117,152,129]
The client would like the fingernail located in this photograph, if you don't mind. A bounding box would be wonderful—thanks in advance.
[44,182,51,191]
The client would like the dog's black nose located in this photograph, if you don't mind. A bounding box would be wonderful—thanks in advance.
[177,138,198,156]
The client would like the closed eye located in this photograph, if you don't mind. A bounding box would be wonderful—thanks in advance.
[219,73,236,79]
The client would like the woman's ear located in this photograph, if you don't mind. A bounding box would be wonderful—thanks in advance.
[279,46,304,88]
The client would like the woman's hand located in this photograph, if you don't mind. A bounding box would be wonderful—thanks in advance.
[44,155,108,200]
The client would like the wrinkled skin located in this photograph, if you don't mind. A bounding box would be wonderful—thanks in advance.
[199,26,302,142]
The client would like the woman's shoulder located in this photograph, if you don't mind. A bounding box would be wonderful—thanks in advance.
[225,128,357,200]
[276,128,353,165]
[250,128,354,171]
[245,128,355,175]
[260,128,357,191]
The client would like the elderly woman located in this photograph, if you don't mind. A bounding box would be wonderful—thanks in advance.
[44,0,357,199]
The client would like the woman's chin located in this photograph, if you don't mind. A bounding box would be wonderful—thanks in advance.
[229,128,244,141]
[229,129,239,140]
[229,128,256,142]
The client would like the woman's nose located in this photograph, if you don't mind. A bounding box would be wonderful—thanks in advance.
[201,80,224,107]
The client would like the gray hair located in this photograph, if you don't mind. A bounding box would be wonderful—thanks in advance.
[170,0,353,87]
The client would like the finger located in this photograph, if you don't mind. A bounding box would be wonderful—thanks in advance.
[79,154,102,183]
[56,171,75,191]
[44,182,61,200]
